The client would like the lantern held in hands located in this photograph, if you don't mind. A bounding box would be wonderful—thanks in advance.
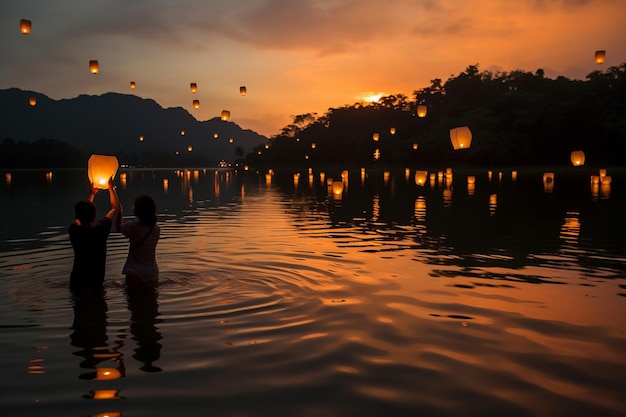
[88,154,119,189]
[450,126,472,150]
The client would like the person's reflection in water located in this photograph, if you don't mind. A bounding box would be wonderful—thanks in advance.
[70,289,125,380]
[126,287,163,372]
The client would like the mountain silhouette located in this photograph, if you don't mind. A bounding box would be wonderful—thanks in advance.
[0,88,267,164]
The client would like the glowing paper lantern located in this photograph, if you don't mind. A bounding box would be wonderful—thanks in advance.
[412,143,418,150]
[311,143,316,149]
[180,130,185,135]
[570,150,585,166]
[372,132,379,141]
[543,172,555,193]
[221,110,230,121]
[601,176,612,185]
[390,127,396,135]
[228,137,234,143]
[193,99,200,109]
[240,86,247,96]
[417,105,427,118]
[332,181,344,199]
[190,83,197,93]
[415,170,428,186]
[139,135,144,142]
[89,60,99,74]
[595,50,606,64]
[130,81,136,89]
[88,154,119,189]
[187,145,193,152]
[213,132,219,138]
[467,175,476,184]
[29,97,36,106]
[20,19,31,34]
[450,126,472,150]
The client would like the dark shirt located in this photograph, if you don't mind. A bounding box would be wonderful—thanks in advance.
[68,218,112,291]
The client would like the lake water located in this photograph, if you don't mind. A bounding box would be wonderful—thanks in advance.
[1,166,625,417]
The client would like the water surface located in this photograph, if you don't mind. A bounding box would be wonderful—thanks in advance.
[1,167,625,417]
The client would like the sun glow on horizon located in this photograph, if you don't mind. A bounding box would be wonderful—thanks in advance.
[358,92,387,104]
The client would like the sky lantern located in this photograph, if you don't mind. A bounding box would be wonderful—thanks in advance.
[139,135,144,142]
[221,110,230,121]
[570,150,585,166]
[450,126,472,150]
[390,127,396,135]
[130,81,136,89]
[29,97,36,106]
[213,132,219,139]
[595,50,606,64]
[89,60,99,74]
[20,19,31,34]
[311,142,316,149]
[193,99,200,109]
[372,132,379,141]
[187,145,193,152]
[415,170,427,186]
[190,83,197,93]
[88,154,118,189]
[332,181,344,199]
[229,137,234,143]
[240,86,247,96]
[412,143,418,150]
[180,130,185,135]
[417,105,427,118]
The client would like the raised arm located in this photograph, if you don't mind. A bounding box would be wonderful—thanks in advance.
[115,202,124,232]
[104,177,120,221]
[88,182,98,202]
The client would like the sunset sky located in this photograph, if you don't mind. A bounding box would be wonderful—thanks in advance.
[1,0,624,137]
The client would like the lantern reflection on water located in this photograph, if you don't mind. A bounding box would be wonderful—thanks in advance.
[88,154,119,189]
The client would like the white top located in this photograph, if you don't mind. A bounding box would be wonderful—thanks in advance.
[120,220,160,282]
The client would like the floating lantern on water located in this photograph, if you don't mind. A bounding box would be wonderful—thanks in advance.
[450,126,472,150]
[29,97,36,106]
[332,181,344,199]
[467,176,476,184]
[590,175,600,185]
[570,150,585,166]
[372,132,379,141]
[240,86,247,96]
[20,19,31,34]
[415,170,428,186]
[595,50,606,64]
[601,175,612,185]
[543,172,555,193]
[130,81,136,89]
[190,83,197,93]
[88,154,119,189]
[221,110,230,121]
[417,105,427,118]
[89,60,99,74]
[390,127,396,135]
[599,168,607,179]
[193,99,200,109]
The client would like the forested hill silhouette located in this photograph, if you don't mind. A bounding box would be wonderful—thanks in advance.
[0,88,267,167]
[246,63,626,169]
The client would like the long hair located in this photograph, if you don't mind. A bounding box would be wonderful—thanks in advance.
[133,195,157,226]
